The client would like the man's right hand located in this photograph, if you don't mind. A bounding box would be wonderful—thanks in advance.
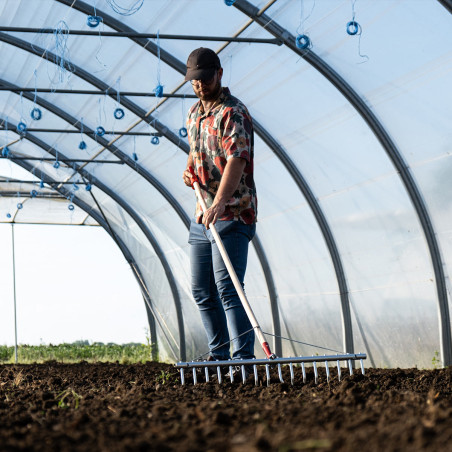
[182,168,193,187]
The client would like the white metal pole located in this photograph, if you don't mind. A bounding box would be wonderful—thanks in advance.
[11,223,18,363]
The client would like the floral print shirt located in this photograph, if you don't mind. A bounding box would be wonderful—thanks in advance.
[186,87,257,225]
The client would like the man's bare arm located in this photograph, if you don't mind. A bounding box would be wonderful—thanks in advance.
[202,157,246,229]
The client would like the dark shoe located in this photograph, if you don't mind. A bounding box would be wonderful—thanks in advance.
[203,355,225,381]
[225,364,254,382]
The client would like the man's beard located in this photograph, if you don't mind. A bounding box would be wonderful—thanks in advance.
[195,79,222,101]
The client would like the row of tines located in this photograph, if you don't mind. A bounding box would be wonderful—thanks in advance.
[179,359,365,386]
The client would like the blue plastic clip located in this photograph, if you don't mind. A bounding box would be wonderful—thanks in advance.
[96,126,106,137]
[30,108,42,121]
[346,21,360,35]
[87,15,102,28]
[154,85,164,98]
[295,34,311,50]
[114,108,125,120]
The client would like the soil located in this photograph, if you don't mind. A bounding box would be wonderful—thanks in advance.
[1,361,451,451]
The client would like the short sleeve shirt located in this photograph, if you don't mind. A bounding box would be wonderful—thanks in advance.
[186,87,257,225]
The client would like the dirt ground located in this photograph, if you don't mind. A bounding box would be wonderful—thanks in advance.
[1,361,451,451]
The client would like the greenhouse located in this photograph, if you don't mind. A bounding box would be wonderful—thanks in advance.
[0,0,451,373]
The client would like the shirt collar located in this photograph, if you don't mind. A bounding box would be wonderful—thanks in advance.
[196,87,231,117]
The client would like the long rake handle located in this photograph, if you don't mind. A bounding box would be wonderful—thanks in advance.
[189,168,276,359]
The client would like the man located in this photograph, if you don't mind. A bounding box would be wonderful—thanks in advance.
[182,47,257,363]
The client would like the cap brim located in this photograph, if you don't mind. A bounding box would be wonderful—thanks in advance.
[184,67,216,82]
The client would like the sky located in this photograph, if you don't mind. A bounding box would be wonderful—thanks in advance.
[0,220,148,346]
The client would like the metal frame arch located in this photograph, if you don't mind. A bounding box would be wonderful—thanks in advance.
[251,234,281,356]
[1,69,283,358]
[1,159,176,359]
[55,0,186,74]
[50,2,354,354]
[254,121,353,354]
[233,0,451,365]
[1,82,192,357]
[0,32,189,152]
[0,46,191,229]
[437,0,452,14]
[0,30,289,356]
[1,119,187,361]
[0,77,190,228]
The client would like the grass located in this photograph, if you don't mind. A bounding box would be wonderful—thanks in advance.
[0,341,155,364]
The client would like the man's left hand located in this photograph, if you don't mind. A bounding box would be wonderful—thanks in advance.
[202,200,226,229]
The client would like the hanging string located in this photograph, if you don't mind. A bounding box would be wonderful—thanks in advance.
[87,4,108,71]
[68,192,75,211]
[17,92,27,134]
[16,191,23,210]
[295,0,315,50]
[150,113,159,145]
[50,21,74,86]
[105,0,144,16]
[2,117,10,157]
[79,117,87,150]
[347,0,369,63]
[114,77,125,119]
[87,2,102,28]
[132,135,138,161]
[296,0,316,36]
[154,30,163,97]
[179,95,187,138]
[226,54,232,87]
[54,150,60,168]
[96,97,106,137]
[30,71,42,121]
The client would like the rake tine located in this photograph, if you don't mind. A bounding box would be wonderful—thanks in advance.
[337,360,341,381]
[289,362,294,385]
[325,360,330,383]
[241,365,246,384]
[277,364,284,383]
[348,359,353,376]
[229,365,234,383]
[265,364,270,387]
[253,365,258,386]
[217,366,222,384]
[204,367,210,382]
[360,359,365,375]
[301,362,306,383]
[313,361,318,384]
[193,368,198,385]
[180,368,185,386]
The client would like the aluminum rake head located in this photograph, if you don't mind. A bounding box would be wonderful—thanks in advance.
[175,353,366,386]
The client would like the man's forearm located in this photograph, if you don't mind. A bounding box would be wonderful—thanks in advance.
[202,157,246,228]
[214,157,246,206]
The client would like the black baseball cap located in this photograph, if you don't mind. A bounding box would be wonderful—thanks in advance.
[184,47,221,81]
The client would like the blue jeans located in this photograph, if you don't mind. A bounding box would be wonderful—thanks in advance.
[189,219,256,360]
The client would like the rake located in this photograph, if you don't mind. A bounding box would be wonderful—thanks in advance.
[177,168,366,385]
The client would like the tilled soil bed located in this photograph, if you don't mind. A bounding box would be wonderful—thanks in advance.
[0,362,451,451]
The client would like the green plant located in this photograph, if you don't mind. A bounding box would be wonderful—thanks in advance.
[432,350,441,369]
[56,388,82,409]
[0,342,154,364]
[156,370,171,384]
